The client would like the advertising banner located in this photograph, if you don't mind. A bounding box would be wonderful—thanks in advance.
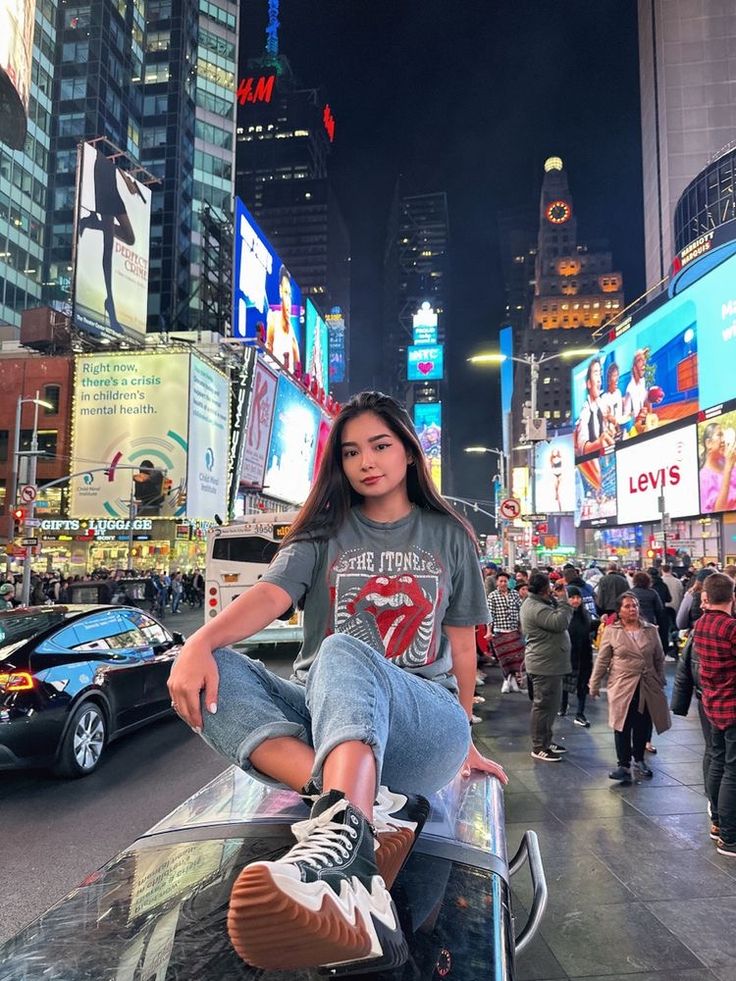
[305,299,329,392]
[326,310,346,384]
[412,303,438,345]
[697,403,736,514]
[615,425,699,525]
[534,433,575,513]
[0,0,35,149]
[512,466,532,517]
[413,402,442,492]
[71,353,189,519]
[263,375,321,505]
[575,454,617,526]
[683,249,736,410]
[73,142,152,343]
[186,355,230,519]
[407,344,444,382]
[240,358,277,489]
[232,198,303,371]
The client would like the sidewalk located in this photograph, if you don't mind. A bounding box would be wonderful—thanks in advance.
[473,661,735,981]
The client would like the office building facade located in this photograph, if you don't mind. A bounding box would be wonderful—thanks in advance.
[638,0,736,290]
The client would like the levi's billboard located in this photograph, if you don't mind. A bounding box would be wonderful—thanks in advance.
[615,425,699,525]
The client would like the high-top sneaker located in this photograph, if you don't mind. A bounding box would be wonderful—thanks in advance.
[227,790,407,972]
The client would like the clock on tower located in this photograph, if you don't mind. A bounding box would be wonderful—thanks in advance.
[545,200,571,224]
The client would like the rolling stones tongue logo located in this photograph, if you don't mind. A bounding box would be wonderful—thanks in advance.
[346,575,433,660]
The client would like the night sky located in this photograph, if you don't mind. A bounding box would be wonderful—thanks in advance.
[240,1,645,527]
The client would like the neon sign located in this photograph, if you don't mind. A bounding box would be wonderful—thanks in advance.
[323,105,335,143]
[237,75,276,105]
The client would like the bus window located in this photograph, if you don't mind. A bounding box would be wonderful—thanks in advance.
[211,537,279,564]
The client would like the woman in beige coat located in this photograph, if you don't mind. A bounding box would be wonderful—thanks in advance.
[590,592,671,784]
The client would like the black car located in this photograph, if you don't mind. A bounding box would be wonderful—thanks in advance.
[0,605,184,777]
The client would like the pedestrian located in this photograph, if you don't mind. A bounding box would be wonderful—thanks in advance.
[594,562,630,615]
[171,571,184,614]
[692,573,736,856]
[167,390,507,972]
[520,571,573,762]
[677,567,715,630]
[589,592,671,784]
[671,629,712,819]
[192,567,204,607]
[485,571,525,692]
[661,563,684,654]
[0,582,14,610]
[559,586,598,727]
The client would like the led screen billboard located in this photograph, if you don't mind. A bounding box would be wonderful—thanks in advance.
[70,352,228,520]
[326,310,346,384]
[73,142,152,343]
[0,0,35,149]
[572,301,697,461]
[534,433,575,513]
[615,425,699,525]
[413,402,442,492]
[305,299,329,392]
[263,375,321,505]
[407,344,444,382]
[412,303,438,345]
[240,358,277,489]
[575,453,617,526]
[697,403,736,514]
[232,198,303,371]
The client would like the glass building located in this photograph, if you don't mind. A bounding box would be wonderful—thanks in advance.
[674,143,736,255]
[0,0,57,327]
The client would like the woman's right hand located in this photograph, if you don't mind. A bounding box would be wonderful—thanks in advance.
[167,637,220,732]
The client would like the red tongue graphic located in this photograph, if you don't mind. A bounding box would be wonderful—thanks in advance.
[350,575,432,659]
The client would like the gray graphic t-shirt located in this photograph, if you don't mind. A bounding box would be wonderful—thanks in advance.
[261,507,489,693]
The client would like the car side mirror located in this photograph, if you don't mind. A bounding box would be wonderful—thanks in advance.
[171,631,185,646]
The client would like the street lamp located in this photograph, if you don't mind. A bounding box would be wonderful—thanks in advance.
[464,446,506,496]
[10,392,54,604]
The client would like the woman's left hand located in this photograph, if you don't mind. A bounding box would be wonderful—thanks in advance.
[461,743,508,784]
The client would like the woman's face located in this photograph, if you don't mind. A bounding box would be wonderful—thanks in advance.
[569,594,583,608]
[340,411,412,500]
[608,367,619,393]
[619,596,640,621]
[706,426,725,457]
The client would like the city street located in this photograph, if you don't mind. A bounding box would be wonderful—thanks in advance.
[0,603,294,944]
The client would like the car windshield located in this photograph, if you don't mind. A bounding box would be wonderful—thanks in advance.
[0,610,70,658]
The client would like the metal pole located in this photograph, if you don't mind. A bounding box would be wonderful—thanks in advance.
[528,357,539,568]
[20,392,41,606]
[127,481,136,571]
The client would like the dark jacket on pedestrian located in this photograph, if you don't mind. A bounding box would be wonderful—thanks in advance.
[630,585,664,626]
[595,570,630,614]
[520,593,573,675]
[567,602,596,673]
[670,633,700,716]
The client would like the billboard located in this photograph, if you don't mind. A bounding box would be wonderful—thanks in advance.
[263,375,321,505]
[412,303,438,345]
[0,0,34,149]
[73,142,152,343]
[232,198,303,371]
[413,402,442,492]
[575,453,617,526]
[407,344,444,382]
[70,352,229,520]
[534,433,575,513]
[240,358,277,489]
[326,310,346,384]
[305,299,329,392]
[615,425,699,525]
[697,403,736,514]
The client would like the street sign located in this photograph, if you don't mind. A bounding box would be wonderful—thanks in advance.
[506,527,525,538]
[24,518,41,527]
[19,484,37,504]
[500,498,521,520]
[21,537,38,547]
[522,513,546,523]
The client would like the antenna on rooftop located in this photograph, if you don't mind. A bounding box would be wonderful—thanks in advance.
[266,0,279,57]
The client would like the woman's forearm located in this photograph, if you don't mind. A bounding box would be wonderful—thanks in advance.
[446,626,478,721]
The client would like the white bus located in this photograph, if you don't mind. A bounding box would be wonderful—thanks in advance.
[204,511,302,645]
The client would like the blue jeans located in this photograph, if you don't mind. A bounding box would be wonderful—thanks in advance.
[200,634,471,797]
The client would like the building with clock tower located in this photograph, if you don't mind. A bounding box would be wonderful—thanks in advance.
[509,157,625,449]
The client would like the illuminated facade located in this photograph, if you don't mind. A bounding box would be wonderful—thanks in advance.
[674,144,736,256]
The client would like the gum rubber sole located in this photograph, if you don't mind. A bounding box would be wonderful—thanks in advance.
[227,864,374,970]
[375,828,415,890]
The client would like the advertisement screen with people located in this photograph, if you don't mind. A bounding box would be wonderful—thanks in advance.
[697,403,736,514]
[413,402,442,492]
[231,198,303,371]
[73,142,152,343]
[240,359,277,489]
[262,375,321,505]
[615,424,699,525]
[305,299,329,393]
[575,453,617,526]
[534,433,575,513]
[0,0,35,148]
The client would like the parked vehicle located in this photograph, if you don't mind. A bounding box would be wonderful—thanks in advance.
[0,605,184,777]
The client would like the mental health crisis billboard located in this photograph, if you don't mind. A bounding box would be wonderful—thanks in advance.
[73,142,152,343]
[70,352,229,520]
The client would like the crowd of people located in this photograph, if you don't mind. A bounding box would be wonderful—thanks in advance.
[478,556,736,858]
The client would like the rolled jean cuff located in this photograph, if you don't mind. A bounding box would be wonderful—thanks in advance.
[311,723,379,795]
[234,721,310,785]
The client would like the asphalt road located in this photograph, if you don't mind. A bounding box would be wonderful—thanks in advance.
[0,603,296,945]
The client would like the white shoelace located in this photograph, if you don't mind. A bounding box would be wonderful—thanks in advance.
[284,810,359,868]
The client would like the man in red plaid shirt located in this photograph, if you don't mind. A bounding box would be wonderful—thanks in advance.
[693,573,736,857]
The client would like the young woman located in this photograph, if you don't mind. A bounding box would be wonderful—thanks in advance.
[167,391,506,973]
[589,592,671,784]
[559,586,597,727]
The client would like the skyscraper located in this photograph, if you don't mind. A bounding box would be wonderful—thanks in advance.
[638,0,736,290]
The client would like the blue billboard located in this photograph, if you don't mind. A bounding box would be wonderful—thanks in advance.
[263,375,321,505]
[413,402,442,491]
[326,309,346,384]
[232,198,303,371]
[305,299,329,393]
[407,344,444,381]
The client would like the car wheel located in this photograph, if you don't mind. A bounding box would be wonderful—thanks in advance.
[54,701,107,778]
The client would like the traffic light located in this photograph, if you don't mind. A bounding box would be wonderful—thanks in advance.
[11,507,26,534]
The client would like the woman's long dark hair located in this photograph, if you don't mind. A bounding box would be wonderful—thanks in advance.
[280,391,477,548]
[700,422,718,468]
